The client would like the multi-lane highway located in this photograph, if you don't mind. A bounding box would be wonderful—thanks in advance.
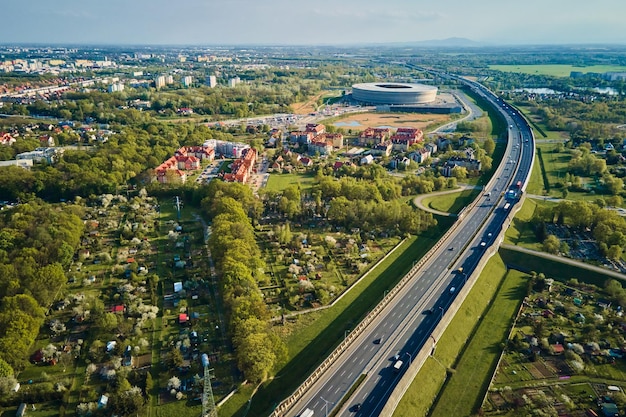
[279,75,535,417]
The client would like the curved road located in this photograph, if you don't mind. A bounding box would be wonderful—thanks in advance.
[413,185,481,217]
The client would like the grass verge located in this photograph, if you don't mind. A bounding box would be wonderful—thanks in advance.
[429,266,527,417]
[422,188,481,214]
[392,253,516,417]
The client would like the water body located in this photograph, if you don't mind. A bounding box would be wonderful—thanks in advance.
[593,87,620,95]
[334,121,362,127]
[513,88,559,94]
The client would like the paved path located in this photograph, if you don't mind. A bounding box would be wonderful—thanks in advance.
[430,90,482,134]
[501,244,626,281]
[413,185,481,217]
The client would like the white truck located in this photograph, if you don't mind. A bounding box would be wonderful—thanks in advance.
[393,360,403,372]
[300,408,314,417]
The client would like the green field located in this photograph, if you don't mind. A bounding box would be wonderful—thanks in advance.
[264,172,316,192]
[394,254,520,417]
[489,64,626,77]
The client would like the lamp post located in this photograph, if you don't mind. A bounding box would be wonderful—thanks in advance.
[320,397,334,417]
[438,306,444,319]
[406,352,412,365]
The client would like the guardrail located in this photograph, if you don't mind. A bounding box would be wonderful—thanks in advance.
[380,96,537,416]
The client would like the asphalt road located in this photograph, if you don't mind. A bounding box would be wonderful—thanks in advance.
[285,77,535,417]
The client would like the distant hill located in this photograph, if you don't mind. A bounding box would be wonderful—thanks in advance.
[387,37,484,48]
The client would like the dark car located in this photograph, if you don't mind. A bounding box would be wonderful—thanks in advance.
[351,403,362,412]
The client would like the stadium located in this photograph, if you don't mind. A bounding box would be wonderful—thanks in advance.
[351,82,438,105]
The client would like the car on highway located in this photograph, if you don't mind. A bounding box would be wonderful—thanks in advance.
[480,241,486,247]
[374,335,384,344]
[392,353,400,361]
[423,308,433,315]
[449,287,456,294]
[351,403,362,412]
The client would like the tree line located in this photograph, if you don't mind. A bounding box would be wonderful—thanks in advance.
[204,182,286,383]
[0,200,84,376]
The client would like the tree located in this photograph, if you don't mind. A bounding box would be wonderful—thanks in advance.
[110,386,145,416]
[451,166,468,180]
[0,358,13,378]
[169,348,184,368]
[543,235,561,254]
[483,138,495,155]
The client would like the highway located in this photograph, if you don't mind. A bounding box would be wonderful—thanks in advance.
[280,75,535,417]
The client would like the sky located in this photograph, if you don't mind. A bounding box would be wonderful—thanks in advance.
[2,0,625,46]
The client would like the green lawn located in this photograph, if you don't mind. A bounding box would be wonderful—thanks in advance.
[264,172,316,192]
[422,188,481,214]
[498,246,614,288]
[394,254,519,417]
[504,197,545,248]
[222,217,455,417]
[489,64,626,77]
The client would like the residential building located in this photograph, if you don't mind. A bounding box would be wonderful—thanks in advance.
[155,75,166,89]
[299,157,313,167]
[390,127,423,151]
[175,146,215,161]
[441,157,482,177]
[289,131,314,145]
[39,135,55,147]
[308,139,333,156]
[206,75,217,88]
[371,141,392,157]
[389,156,411,169]
[426,142,438,154]
[324,133,344,148]
[228,76,241,87]
[305,123,326,137]
[409,147,431,163]
[108,82,124,93]
[181,76,193,87]
[204,139,250,158]
[358,127,391,146]
[165,75,174,84]
[16,147,63,164]
[177,107,194,116]
[0,132,15,146]
[223,148,257,183]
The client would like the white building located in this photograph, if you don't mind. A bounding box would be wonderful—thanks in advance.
[206,75,217,88]
[228,76,241,87]
[182,76,193,87]
[108,82,124,93]
[155,75,166,89]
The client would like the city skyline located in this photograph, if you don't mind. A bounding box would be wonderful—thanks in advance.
[1,0,625,46]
